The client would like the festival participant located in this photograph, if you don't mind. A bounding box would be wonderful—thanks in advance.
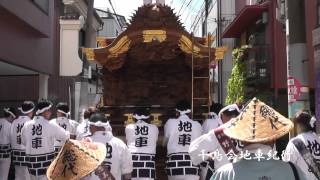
[202,103,223,134]
[84,113,132,180]
[76,106,97,140]
[0,107,16,180]
[285,110,320,180]
[125,107,159,180]
[21,99,70,180]
[189,104,240,180]
[211,98,307,180]
[163,100,202,180]
[50,102,78,155]
[11,101,35,180]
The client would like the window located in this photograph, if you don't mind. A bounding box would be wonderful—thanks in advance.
[31,0,49,14]
[259,68,267,77]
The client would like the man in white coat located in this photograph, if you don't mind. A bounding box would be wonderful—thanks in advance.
[50,102,78,155]
[21,99,70,180]
[202,103,223,134]
[189,104,241,180]
[76,107,97,140]
[163,100,202,180]
[125,107,159,180]
[0,107,16,180]
[11,101,35,180]
[285,110,320,180]
[84,113,133,180]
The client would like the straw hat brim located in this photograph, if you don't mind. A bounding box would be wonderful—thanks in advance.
[47,139,106,180]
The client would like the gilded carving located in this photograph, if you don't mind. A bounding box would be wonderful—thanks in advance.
[142,30,167,43]
[124,113,135,126]
[150,113,162,127]
[215,46,228,60]
[82,48,95,61]
[108,36,131,56]
[179,35,201,55]
[97,37,108,47]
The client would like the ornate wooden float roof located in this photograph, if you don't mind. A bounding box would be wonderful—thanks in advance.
[84,4,215,71]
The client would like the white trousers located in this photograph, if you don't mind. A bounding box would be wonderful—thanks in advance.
[0,158,10,180]
[168,175,200,180]
[15,166,30,180]
[30,175,47,180]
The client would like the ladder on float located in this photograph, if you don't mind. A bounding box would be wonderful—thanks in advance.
[191,33,212,119]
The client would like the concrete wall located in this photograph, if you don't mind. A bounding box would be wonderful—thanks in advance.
[0,0,56,75]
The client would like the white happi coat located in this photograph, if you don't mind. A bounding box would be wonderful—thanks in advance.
[50,117,78,147]
[189,126,244,176]
[21,116,70,177]
[164,115,202,180]
[11,116,30,152]
[0,118,11,180]
[125,120,159,180]
[10,116,31,180]
[85,131,133,180]
[76,119,90,140]
[202,112,222,134]
[0,118,11,159]
[285,131,320,180]
[164,115,202,154]
[125,120,159,154]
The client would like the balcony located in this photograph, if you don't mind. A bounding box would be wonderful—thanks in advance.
[245,45,270,87]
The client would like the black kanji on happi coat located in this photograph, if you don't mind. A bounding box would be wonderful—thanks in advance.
[106,143,113,159]
[135,125,149,147]
[178,134,191,146]
[135,137,148,147]
[32,124,42,135]
[178,121,192,132]
[178,121,192,146]
[307,140,320,157]
[16,123,24,145]
[135,126,149,135]
[62,149,78,176]
[31,124,43,149]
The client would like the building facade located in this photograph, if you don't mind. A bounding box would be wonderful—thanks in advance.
[203,0,316,118]
[0,0,103,121]
[0,0,62,108]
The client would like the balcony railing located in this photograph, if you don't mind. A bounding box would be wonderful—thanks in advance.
[245,44,270,87]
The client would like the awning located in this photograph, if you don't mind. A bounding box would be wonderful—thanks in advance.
[222,5,268,38]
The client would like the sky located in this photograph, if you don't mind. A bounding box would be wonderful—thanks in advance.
[94,0,204,33]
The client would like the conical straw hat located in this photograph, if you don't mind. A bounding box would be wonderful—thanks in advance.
[223,98,293,143]
[47,139,106,180]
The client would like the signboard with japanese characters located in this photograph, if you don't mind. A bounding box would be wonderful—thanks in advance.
[288,76,302,104]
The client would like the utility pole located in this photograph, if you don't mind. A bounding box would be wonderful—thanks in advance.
[285,0,310,119]
[78,0,95,120]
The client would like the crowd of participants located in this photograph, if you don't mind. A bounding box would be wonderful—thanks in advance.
[0,98,319,180]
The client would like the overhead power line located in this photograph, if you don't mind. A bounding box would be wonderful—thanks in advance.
[189,1,205,32]
[177,0,187,15]
[180,0,194,16]
[108,0,123,29]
